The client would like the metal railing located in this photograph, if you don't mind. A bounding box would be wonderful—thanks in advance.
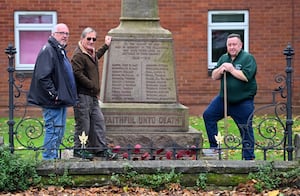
[5,43,295,161]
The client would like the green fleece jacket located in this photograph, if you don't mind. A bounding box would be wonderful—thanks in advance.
[214,50,257,104]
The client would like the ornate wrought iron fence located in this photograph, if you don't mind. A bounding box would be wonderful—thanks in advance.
[5,43,295,161]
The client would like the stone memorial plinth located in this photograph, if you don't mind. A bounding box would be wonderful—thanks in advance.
[100,0,202,149]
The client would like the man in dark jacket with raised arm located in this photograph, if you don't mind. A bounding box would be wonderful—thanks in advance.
[71,27,117,160]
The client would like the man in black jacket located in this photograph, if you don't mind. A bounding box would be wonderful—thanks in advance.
[28,23,77,160]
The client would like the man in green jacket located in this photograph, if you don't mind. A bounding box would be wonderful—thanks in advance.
[203,33,257,160]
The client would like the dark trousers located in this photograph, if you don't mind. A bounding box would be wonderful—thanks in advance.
[73,94,107,153]
[203,95,255,160]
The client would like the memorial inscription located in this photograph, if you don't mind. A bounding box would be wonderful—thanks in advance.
[105,113,184,127]
[102,38,177,103]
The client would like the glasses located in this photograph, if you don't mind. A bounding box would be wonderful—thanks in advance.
[86,37,96,42]
[55,32,70,37]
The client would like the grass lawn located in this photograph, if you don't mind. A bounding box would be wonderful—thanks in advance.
[190,114,300,160]
[0,115,299,161]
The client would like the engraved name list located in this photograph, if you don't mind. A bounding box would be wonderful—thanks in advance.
[103,38,177,103]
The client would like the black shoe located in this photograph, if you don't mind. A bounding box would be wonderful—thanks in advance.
[104,149,118,160]
[93,151,105,157]
[73,149,94,160]
[94,149,118,160]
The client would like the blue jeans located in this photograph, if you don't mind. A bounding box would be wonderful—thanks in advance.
[42,107,67,160]
[203,95,255,160]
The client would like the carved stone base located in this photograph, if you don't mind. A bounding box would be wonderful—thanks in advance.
[106,127,202,150]
[100,102,189,132]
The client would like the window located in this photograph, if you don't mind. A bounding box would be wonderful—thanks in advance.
[208,10,249,70]
[14,11,57,70]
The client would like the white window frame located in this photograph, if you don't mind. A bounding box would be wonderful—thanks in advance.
[208,10,249,70]
[14,11,57,71]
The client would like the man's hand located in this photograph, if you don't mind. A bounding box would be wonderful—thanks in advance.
[212,64,226,80]
[105,35,112,46]
[222,63,235,72]
[222,63,248,82]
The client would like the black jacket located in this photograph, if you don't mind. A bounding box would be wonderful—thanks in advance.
[27,36,77,108]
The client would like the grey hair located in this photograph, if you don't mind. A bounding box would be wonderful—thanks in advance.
[51,26,56,33]
[51,23,67,33]
[51,24,58,33]
[81,27,96,38]
[227,33,241,41]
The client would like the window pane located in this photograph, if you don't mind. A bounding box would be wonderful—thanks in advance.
[212,14,244,23]
[19,15,53,24]
[19,31,50,64]
[212,30,244,62]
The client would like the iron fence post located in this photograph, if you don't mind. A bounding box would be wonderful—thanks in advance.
[283,43,294,161]
[5,43,17,153]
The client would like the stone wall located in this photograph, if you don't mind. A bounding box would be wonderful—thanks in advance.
[36,159,300,187]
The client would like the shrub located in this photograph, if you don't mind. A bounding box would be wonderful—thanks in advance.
[111,165,182,191]
[196,173,207,190]
[47,169,74,187]
[0,146,41,192]
[248,162,281,192]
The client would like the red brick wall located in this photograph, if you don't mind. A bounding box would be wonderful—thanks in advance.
[0,0,299,117]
